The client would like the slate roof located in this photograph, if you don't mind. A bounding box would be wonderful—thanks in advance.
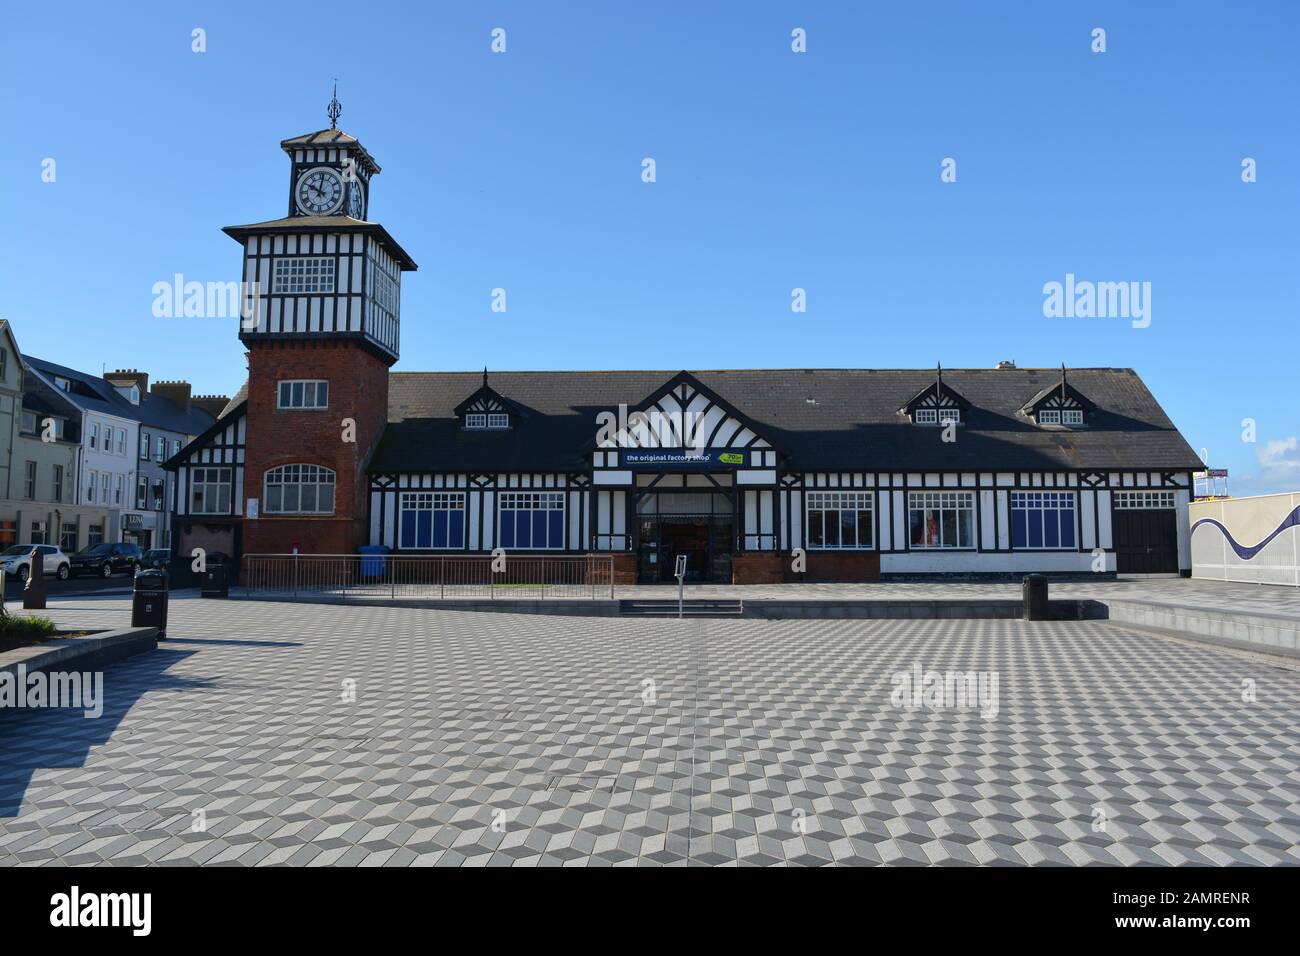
[25,357,216,437]
[371,368,1202,474]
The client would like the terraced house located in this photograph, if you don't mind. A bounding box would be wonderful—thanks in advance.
[167,118,1204,583]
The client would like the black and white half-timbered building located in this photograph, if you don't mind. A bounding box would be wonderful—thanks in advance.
[167,106,1203,583]
[364,366,1202,583]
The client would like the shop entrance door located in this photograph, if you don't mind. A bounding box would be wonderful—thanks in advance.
[635,490,734,583]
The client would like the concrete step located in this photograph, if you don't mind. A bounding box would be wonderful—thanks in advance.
[619,599,744,618]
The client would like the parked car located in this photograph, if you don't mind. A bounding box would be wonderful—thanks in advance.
[70,542,143,578]
[1,544,72,580]
[143,548,171,569]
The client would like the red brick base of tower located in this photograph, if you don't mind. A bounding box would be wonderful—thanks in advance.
[240,337,390,556]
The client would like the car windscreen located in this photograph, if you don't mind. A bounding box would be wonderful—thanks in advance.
[78,544,114,556]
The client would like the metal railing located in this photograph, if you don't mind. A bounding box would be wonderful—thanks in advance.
[241,553,616,601]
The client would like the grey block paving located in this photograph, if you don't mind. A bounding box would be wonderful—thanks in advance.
[1,595,1299,866]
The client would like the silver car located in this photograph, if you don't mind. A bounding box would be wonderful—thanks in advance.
[1,544,72,581]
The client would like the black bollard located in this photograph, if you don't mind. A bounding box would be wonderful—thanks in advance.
[23,547,47,610]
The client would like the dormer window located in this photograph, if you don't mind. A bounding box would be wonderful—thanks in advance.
[465,412,509,430]
[937,408,960,424]
[1038,408,1084,426]
[914,408,937,425]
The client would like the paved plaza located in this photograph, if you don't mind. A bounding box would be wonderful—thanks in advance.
[2,594,1299,865]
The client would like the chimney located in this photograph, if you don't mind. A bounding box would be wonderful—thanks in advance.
[152,379,192,413]
[105,368,148,402]
[995,360,1017,369]
[192,394,231,419]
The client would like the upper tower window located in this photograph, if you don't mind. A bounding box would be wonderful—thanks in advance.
[273,257,336,294]
[278,380,329,409]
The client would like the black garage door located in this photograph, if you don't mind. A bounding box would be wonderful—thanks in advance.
[1114,509,1178,573]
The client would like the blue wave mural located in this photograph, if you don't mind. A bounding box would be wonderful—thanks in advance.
[1192,505,1300,560]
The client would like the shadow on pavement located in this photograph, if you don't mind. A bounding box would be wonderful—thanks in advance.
[0,647,214,818]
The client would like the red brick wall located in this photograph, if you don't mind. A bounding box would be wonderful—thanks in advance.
[242,339,390,556]
[796,551,881,583]
[732,552,783,584]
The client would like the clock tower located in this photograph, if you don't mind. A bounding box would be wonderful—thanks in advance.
[222,92,418,556]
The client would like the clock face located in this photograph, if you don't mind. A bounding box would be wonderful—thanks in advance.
[347,180,364,219]
[295,167,344,215]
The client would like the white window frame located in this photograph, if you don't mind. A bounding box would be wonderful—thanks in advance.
[89,422,99,450]
[118,429,127,455]
[156,435,166,460]
[805,491,875,549]
[277,380,330,410]
[272,257,336,294]
[86,469,98,503]
[1010,491,1078,550]
[1060,409,1084,425]
[937,408,960,424]
[140,432,151,459]
[264,464,336,515]
[498,491,566,550]
[189,467,232,515]
[1113,490,1176,510]
[913,408,937,425]
[464,413,487,429]
[397,491,466,550]
[907,490,976,549]
[1038,409,1061,425]
[487,413,509,429]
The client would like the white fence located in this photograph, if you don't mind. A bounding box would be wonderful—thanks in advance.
[1190,493,1300,586]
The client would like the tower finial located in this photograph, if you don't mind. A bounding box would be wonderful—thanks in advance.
[483,366,489,388]
[327,79,342,130]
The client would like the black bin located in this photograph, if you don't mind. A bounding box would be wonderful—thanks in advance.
[1022,573,1049,621]
[201,561,229,598]
[132,568,169,637]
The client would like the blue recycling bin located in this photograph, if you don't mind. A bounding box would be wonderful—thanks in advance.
[359,545,390,579]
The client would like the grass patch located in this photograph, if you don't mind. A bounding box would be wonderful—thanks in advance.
[0,612,58,651]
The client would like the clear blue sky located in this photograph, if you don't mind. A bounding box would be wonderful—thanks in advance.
[2,2,1297,492]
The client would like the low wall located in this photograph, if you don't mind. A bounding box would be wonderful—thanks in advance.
[732,553,782,584]
[1190,493,1300,587]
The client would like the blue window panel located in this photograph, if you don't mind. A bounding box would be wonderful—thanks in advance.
[1011,510,1028,549]
[516,512,532,548]
[432,510,449,549]
[1044,511,1060,547]
[531,510,547,547]
[500,511,516,548]
[1060,514,1076,548]
[448,510,464,548]
[400,511,417,549]
[548,511,564,548]
[417,510,432,549]
[1027,512,1043,548]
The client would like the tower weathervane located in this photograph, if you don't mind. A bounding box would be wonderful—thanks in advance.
[327,80,342,130]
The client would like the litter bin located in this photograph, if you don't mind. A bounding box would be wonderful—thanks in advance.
[201,561,229,598]
[359,545,390,579]
[1022,573,1049,621]
[132,568,169,637]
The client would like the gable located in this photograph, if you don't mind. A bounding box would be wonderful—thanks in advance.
[595,372,777,452]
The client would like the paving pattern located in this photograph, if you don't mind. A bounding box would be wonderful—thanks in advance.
[2,595,1299,866]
